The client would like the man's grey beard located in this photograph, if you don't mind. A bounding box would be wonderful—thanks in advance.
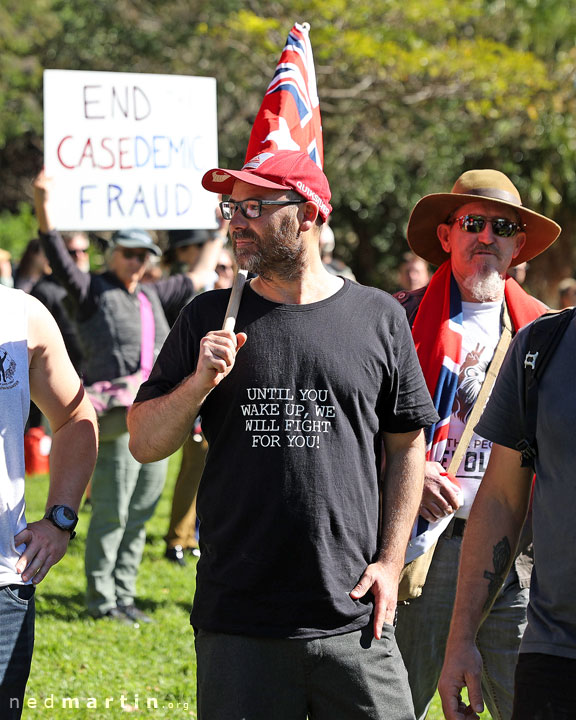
[462,267,505,302]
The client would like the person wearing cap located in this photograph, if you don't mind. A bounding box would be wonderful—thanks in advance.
[128,149,439,718]
[33,171,223,624]
[392,169,561,720]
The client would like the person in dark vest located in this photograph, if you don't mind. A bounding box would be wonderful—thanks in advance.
[33,171,222,624]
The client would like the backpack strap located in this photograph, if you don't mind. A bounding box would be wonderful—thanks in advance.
[516,306,576,467]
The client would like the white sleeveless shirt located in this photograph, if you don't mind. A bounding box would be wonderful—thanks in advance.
[0,287,31,585]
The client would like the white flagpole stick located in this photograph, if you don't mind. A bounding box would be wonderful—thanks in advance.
[222,269,248,332]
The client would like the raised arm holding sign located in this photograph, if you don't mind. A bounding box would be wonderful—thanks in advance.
[43,70,219,231]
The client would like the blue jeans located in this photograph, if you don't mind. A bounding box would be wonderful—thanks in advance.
[0,584,35,720]
[195,625,415,720]
[395,531,528,720]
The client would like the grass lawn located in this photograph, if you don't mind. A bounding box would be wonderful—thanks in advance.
[22,453,492,719]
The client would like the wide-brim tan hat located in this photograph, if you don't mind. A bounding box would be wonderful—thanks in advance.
[407,169,561,267]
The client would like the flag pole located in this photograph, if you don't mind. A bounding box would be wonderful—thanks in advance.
[222,20,321,331]
[222,269,248,332]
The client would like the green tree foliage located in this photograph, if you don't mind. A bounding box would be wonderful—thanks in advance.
[0,203,37,256]
[1,0,575,299]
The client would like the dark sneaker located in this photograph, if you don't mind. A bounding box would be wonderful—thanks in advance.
[117,604,153,624]
[92,608,133,625]
[165,545,187,567]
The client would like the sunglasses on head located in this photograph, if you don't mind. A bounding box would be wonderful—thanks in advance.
[451,214,524,238]
[120,248,149,262]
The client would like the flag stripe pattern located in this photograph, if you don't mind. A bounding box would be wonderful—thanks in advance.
[412,264,463,464]
[245,22,324,168]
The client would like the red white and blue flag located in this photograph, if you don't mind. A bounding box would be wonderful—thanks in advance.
[245,22,324,168]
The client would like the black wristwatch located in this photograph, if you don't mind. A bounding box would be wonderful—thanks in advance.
[44,505,78,539]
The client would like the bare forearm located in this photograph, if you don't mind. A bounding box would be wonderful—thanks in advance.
[439,447,532,719]
[349,429,426,638]
[379,429,426,573]
[447,451,532,646]
[47,399,98,511]
[129,329,247,463]
[128,374,208,463]
[33,170,54,233]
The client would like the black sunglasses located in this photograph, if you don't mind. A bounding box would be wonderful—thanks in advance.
[451,214,524,238]
[120,248,149,262]
[219,198,305,221]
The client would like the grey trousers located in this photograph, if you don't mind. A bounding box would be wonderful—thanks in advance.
[395,531,528,720]
[85,424,168,615]
[195,625,416,720]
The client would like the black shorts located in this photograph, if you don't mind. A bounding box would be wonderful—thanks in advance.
[512,652,576,720]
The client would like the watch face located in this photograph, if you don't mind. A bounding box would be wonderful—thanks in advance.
[53,505,76,529]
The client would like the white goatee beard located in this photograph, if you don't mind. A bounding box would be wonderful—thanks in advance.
[462,267,505,302]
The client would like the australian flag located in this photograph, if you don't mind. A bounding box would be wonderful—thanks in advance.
[245,22,324,168]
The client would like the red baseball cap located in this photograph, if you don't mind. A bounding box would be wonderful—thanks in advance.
[202,150,332,221]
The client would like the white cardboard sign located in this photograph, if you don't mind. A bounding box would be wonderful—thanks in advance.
[43,70,219,230]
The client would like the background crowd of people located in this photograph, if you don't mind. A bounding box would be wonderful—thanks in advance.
[1,158,575,719]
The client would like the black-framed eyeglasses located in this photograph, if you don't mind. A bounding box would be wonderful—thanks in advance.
[219,198,305,221]
[451,214,524,238]
[68,248,88,257]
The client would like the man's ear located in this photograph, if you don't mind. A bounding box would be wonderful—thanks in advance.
[437,223,452,253]
[511,231,527,260]
[299,202,320,232]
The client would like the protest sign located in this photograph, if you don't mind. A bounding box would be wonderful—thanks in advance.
[43,70,219,230]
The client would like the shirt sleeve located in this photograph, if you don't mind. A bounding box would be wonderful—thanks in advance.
[379,306,440,433]
[474,325,529,450]
[154,275,195,320]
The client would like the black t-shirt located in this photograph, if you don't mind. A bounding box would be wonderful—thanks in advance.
[136,279,438,638]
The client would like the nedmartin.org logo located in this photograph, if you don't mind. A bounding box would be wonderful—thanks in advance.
[0,346,18,389]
